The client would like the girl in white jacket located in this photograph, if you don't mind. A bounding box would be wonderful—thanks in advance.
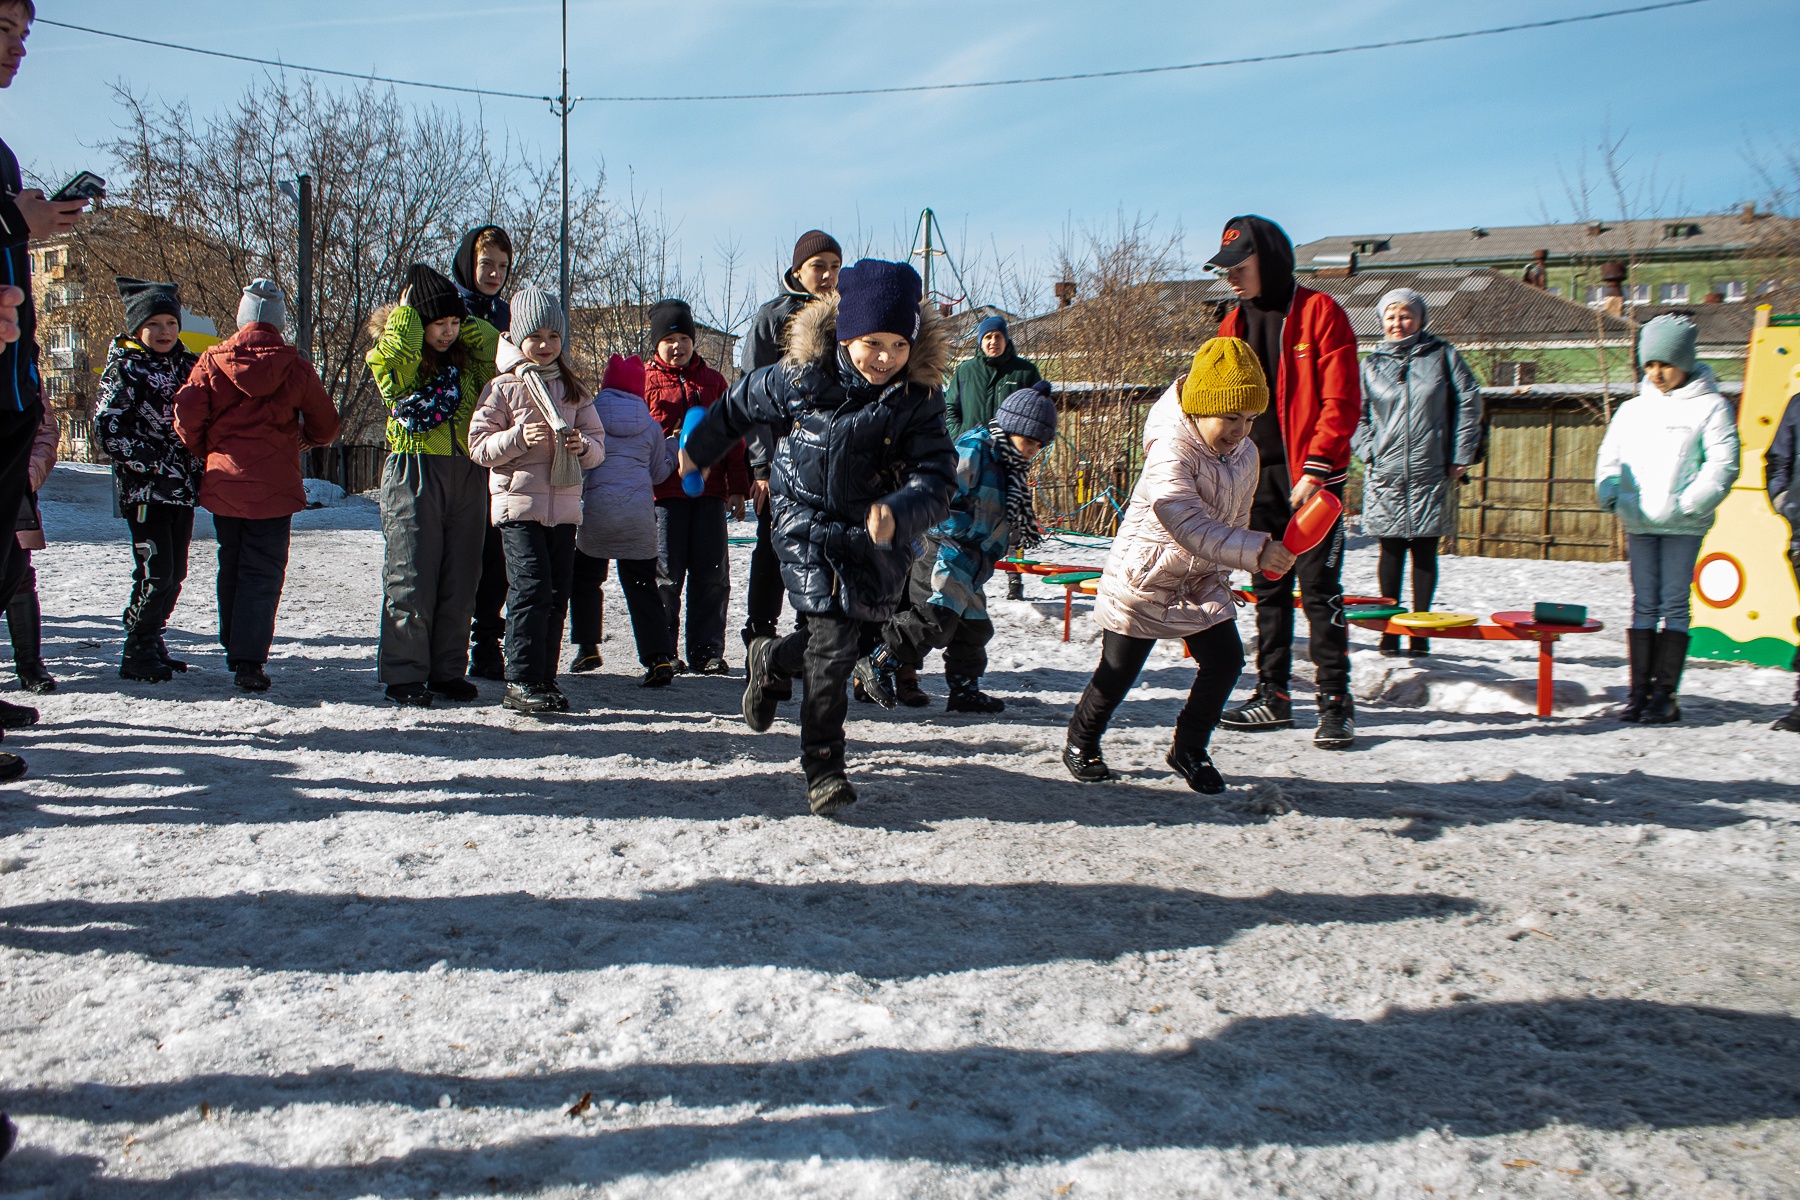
[1594,314,1740,724]
[1064,338,1294,793]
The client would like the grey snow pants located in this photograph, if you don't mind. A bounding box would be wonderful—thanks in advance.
[378,452,489,686]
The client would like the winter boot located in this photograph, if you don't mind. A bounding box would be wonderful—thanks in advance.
[1314,693,1356,749]
[0,1108,16,1161]
[851,644,901,710]
[502,682,556,715]
[695,655,732,676]
[1166,743,1225,794]
[571,644,603,672]
[427,677,479,702]
[469,640,505,681]
[1618,628,1656,722]
[895,663,931,708]
[154,634,188,673]
[1378,632,1403,657]
[1407,638,1431,658]
[1006,571,1025,600]
[385,682,434,708]
[1220,681,1293,731]
[7,589,53,694]
[741,636,782,732]
[0,747,24,783]
[807,774,857,817]
[1641,629,1689,725]
[641,658,676,688]
[1063,742,1111,783]
[945,674,1005,714]
[1775,649,1800,732]
[232,661,271,693]
[120,628,173,683]
[741,620,777,653]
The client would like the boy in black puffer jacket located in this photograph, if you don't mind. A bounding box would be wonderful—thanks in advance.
[683,259,956,815]
[1767,391,1800,733]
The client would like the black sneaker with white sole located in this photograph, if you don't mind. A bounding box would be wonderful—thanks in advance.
[1314,693,1356,749]
[742,637,781,732]
[1219,683,1292,731]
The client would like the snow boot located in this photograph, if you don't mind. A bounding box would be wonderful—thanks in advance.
[945,674,1005,714]
[0,750,24,783]
[155,631,188,673]
[544,681,571,712]
[641,658,676,688]
[469,640,505,681]
[385,682,434,708]
[742,636,781,732]
[694,655,732,676]
[1407,638,1431,658]
[1378,632,1403,657]
[1641,629,1689,725]
[503,682,556,715]
[427,677,479,702]
[1166,743,1225,794]
[0,1109,15,1161]
[232,661,271,693]
[120,628,173,684]
[852,645,901,710]
[1314,693,1356,749]
[571,644,603,672]
[895,663,931,708]
[1006,571,1025,600]
[1062,742,1111,783]
[1618,628,1656,722]
[8,588,53,694]
[1220,681,1292,731]
[807,773,857,817]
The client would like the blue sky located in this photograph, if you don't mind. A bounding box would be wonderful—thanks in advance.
[2,0,1792,308]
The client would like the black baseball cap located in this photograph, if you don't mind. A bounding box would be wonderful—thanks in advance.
[1206,218,1257,271]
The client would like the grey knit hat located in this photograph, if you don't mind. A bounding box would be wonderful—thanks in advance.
[995,379,1057,445]
[509,284,568,344]
[237,278,286,332]
[1638,313,1698,373]
[1377,287,1428,329]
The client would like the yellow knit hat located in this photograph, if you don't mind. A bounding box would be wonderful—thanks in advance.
[1180,336,1269,416]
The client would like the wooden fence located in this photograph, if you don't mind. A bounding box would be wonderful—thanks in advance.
[1452,404,1620,562]
[303,445,390,495]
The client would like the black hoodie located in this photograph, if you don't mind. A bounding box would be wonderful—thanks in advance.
[1228,215,1296,470]
[452,225,513,332]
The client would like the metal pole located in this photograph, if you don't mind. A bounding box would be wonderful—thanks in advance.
[296,173,314,363]
[558,0,571,313]
[921,208,933,302]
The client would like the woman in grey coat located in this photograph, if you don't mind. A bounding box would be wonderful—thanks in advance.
[1352,288,1484,656]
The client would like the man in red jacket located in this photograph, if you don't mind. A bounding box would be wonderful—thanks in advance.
[1209,216,1362,748]
[174,279,340,693]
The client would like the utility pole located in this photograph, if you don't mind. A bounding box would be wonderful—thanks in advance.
[296,173,314,364]
[557,0,572,313]
[919,208,934,301]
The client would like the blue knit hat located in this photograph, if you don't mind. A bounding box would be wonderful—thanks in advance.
[1638,313,1698,374]
[995,379,1057,445]
[976,314,1009,341]
[836,259,922,343]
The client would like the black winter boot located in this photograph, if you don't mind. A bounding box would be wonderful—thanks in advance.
[741,636,782,732]
[894,663,931,708]
[641,658,676,688]
[385,682,434,708]
[1378,633,1402,657]
[1619,628,1656,722]
[851,644,901,710]
[571,644,602,672]
[120,629,173,683]
[1314,693,1356,749]
[1166,743,1225,794]
[232,661,271,693]
[1775,644,1800,732]
[804,744,856,816]
[154,631,188,673]
[945,674,1005,714]
[1063,743,1111,783]
[469,640,505,681]
[502,682,556,715]
[1641,629,1689,725]
[1220,682,1293,731]
[7,588,54,694]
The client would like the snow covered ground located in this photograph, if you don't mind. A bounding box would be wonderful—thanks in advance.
[2,462,1798,1199]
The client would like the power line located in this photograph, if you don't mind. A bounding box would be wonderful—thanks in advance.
[40,0,1713,107]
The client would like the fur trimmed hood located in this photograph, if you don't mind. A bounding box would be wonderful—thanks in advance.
[780,291,951,388]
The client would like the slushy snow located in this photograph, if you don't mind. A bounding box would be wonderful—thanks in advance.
[1,462,1797,1199]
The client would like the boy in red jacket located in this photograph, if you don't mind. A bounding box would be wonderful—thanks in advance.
[173,279,340,693]
[1208,216,1362,749]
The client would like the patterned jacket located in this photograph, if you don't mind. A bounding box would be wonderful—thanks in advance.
[924,424,1013,618]
[95,337,203,507]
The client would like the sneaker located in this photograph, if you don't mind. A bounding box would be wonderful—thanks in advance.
[385,682,434,708]
[640,660,676,688]
[695,656,733,676]
[1219,683,1292,732]
[1772,704,1800,733]
[571,645,603,673]
[232,662,271,693]
[945,675,1005,714]
[0,752,25,783]
[469,641,505,681]
[503,682,556,715]
[1314,693,1356,750]
[852,648,899,710]
[742,637,781,733]
[807,773,858,817]
[1166,745,1225,794]
[427,677,479,702]
[1062,743,1111,783]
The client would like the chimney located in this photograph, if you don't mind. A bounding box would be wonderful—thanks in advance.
[1054,280,1077,308]
[1522,248,1550,289]
[1741,201,1758,223]
[1599,260,1627,316]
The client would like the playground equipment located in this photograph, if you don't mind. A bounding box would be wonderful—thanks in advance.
[1346,609,1606,717]
[1689,306,1800,669]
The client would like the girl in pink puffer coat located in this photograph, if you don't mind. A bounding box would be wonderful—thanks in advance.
[1065,338,1293,794]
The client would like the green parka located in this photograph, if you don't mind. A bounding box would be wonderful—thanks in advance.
[944,346,1041,438]
[366,304,500,455]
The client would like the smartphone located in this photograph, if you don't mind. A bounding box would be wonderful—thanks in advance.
[50,171,106,203]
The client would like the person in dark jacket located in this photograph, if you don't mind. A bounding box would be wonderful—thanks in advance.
[946,314,1043,608]
[1765,391,1800,733]
[683,259,956,817]
[95,278,203,682]
[1209,215,1363,749]
[739,229,841,650]
[1352,287,1484,657]
[452,224,515,682]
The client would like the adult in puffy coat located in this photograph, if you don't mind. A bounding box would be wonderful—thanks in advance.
[172,279,340,693]
[450,224,515,680]
[739,230,842,649]
[1352,287,1484,656]
[94,278,202,682]
[644,299,746,674]
[1066,338,1294,793]
[944,314,1042,438]
[569,353,678,684]
[1765,391,1800,732]
[3,404,56,693]
[1209,215,1362,748]
[682,259,956,816]
[1594,314,1740,724]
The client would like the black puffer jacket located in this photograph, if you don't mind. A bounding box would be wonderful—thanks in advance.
[738,278,817,479]
[689,293,957,621]
[94,336,203,507]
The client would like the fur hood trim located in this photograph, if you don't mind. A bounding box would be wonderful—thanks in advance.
[366,302,398,342]
[781,291,950,387]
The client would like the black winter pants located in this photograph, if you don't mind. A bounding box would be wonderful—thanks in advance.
[470,521,509,646]
[742,496,786,642]
[881,553,993,679]
[213,514,291,666]
[123,502,195,636]
[499,521,576,684]
[566,550,674,668]
[1248,465,1349,693]
[0,405,42,610]
[767,611,860,783]
[1067,621,1245,754]
[656,496,730,663]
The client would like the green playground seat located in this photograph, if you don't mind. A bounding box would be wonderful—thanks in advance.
[1043,571,1102,587]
